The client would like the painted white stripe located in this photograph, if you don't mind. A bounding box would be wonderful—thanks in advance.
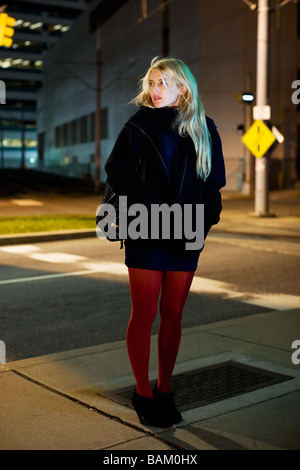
[81,261,128,275]
[0,269,105,286]
[191,276,300,310]
[0,260,299,311]
[191,276,237,296]
[209,235,300,257]
[11,199,43,206]
[28,252,87,263]
[1,246,86,263]
[0,262,128,285]
[241,293,300,311]
[1,244,41,254]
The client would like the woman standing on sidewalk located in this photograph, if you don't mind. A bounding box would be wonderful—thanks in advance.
[104,57,226,427]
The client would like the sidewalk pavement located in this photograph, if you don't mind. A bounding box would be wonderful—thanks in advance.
[0,187,300,450]
[1,309,300,450]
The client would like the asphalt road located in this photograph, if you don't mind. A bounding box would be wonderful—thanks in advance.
[1,233,300,362]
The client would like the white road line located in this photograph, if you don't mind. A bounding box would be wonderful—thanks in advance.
[191,276,237,296]
[240,293,300,311]
[1,244,41,254]
[10,199,43,206]
[0,261,299,311]
[29,252,87,263]
[0,269,105,286]
[1,246,86,263]
[191,276,300,310]
[209,235,300,257]
[80,261,128,275]
[0,262,128,285]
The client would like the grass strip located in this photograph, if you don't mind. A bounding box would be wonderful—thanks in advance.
[0,215,95,234]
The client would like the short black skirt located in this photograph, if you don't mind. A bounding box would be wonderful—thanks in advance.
[124,238,200,272]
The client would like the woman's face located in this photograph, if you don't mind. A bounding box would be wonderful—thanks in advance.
[149,68,181,108]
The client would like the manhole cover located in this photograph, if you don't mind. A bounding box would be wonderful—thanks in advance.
[99,361,292,411]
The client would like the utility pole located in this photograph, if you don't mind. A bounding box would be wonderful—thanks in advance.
[94,23,101,193]
[242,0,295,213]
[243,73,254,195]
[254,0,270,215]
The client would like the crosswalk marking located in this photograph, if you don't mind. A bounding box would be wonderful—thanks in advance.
[10,199,43,206]
[191,276,300,311]
[1,245,300,311]
[29,252,87,263]
[0,269,105,286]
[1,244,41,254]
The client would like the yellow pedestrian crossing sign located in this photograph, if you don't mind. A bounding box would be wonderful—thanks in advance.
[242,120,276,158]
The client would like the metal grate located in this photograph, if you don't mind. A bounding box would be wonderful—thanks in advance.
[99,361,292,411]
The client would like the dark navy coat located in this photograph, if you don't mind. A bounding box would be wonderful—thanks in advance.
[105,106,226,271]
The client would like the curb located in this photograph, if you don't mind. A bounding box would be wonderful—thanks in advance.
[0,229,96,246]
[0,225,299,247]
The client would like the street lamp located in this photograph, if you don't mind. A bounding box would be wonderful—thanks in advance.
[242,93,254,103]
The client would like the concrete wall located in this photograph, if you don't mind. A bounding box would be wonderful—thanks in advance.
[37,0,299,190]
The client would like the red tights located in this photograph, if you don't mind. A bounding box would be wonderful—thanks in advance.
[126,268,195,399]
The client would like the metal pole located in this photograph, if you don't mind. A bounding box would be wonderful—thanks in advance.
[254,0,270,215]
[94,24,101,193]
[244,73,254,195]
[244,104,254,194]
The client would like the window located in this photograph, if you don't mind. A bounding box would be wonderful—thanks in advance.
[55,126,61,148]
[90,107,108,141]
[71,119,78,145]
[54,108,108,149]
[80,115,88,143]
[62,122,69,146]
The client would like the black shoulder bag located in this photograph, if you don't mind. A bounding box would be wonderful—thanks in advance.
[96,152,146,248]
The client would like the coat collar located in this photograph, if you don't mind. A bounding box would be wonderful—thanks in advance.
[125,107,200,202]
[125,106,185,185]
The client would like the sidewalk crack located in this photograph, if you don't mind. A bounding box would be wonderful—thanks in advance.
[11,368,186,450]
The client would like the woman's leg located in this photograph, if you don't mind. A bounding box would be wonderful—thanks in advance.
[126,267,163,398]
[157,270,195,393]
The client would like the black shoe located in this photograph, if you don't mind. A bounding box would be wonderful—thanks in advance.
[153,383,182,424]
[132,389,173,428]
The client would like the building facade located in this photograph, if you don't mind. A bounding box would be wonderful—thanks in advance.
[37,0,299,191]
[0,0,92,169]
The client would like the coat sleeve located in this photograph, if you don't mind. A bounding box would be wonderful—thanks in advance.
[203,122,226,238]
[104,126,148,206]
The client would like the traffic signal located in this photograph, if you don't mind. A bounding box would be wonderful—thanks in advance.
[0,13,15,48]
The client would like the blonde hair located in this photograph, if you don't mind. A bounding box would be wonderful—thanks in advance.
[132,57,212,180]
